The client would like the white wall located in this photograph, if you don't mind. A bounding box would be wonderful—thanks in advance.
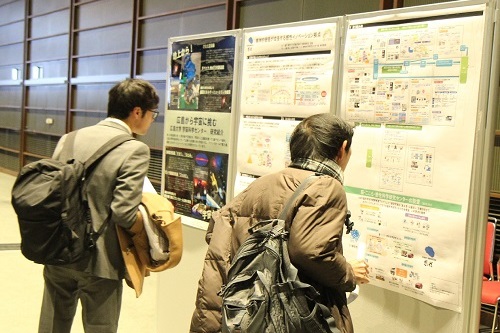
[349,285,462,332]
[156,225,208,332]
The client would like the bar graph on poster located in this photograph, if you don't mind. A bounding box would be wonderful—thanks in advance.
[340,10,486,312]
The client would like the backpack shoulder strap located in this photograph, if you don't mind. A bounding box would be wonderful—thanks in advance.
[278,173,319,282]
[59,131,133,167]
[83,134,135,243]
[58,130,78,161]
[278,173,319,221]
[84,134,135,170]
[248,173,320,234]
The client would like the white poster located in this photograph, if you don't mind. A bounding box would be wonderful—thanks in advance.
[233,116,300,196]
[341,12,486,312]
[235,20,339,193]
[240,22,337,117]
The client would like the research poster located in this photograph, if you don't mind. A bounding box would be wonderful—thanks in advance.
[340,11,486,312]
[235,20,339,195]
[164,34,236,225]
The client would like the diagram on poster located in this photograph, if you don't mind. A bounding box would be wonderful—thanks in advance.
[240,22,338,117]
[234,116,300,196]
[234,19,340,193]
[342,19,476,126]
[341,12,486,312]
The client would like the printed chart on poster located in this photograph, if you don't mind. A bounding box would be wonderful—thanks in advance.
[340,8,487,312]
[235,19,341,195]
[164,33,238,229]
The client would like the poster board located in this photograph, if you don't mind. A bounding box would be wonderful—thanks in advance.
[338,0,497,314]
[164,0,499,332]
[163,31,241,230]
[234,18,342,195]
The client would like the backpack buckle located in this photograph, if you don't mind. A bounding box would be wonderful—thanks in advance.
[345,210,354,234]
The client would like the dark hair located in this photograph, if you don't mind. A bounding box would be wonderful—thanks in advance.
[107,78,159,119]
[290,113,354,162]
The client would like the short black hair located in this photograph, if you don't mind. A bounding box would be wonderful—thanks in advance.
[107,78,159,119]
[290,113,354,162]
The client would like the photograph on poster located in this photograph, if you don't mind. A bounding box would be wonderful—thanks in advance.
[169,36,236,113]
[164,147,228,222]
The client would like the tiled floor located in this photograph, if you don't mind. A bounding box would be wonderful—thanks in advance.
[0,172,158,333]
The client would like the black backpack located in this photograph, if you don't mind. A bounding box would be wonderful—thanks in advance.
[220,175,341,333]
[11,131,133,265]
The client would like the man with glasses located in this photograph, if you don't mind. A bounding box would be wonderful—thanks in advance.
[148,108,159,120]
[38,78,160,333]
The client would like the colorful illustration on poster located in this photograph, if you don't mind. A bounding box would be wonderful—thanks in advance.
[164,147,228,222]
[169,36,236,113]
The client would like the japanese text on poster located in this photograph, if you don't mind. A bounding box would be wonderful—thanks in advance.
[341,13,486,312]
[235,21,339,192]
[165,35,237,225]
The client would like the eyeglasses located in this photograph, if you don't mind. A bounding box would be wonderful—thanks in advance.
[148,109,159,120]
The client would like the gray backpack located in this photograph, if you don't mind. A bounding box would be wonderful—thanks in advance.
[11,131,132,265]
[220,174,341,333]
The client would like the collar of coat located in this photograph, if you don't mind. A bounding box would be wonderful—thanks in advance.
[289,158,344,184]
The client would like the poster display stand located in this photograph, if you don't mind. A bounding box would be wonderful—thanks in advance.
[339,1,493,313]
[162,1,499,331]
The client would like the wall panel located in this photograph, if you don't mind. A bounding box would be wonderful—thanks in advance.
[0,129,20,150]
[75,0,133,30]
[0,86,22,107]
[75,24,132,56]
[137,49,168,75]
[0,1,24,22]
[0,109,22,130]
[71,111,107,130]
[71,84,112,111]
[29,10,70,39]
[27,60,68,79]
[25,110,66,135]
[30,0,68,15]
[140,0,224,16]
[0,21,24,45]
[0,150,20,171]
[238,0,303,28]
[25,85,67,110]
[0,0,24,173]
[0,44,24,66]
[24,132,59,157]
[303,0,380,20]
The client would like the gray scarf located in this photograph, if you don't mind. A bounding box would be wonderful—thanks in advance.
[288,158,344,185]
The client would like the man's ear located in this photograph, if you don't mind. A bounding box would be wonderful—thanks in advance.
[132,106,142,118]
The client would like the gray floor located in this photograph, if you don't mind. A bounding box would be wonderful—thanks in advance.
[0,172,158,333]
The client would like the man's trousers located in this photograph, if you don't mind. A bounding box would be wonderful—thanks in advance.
[38,265,123,333]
